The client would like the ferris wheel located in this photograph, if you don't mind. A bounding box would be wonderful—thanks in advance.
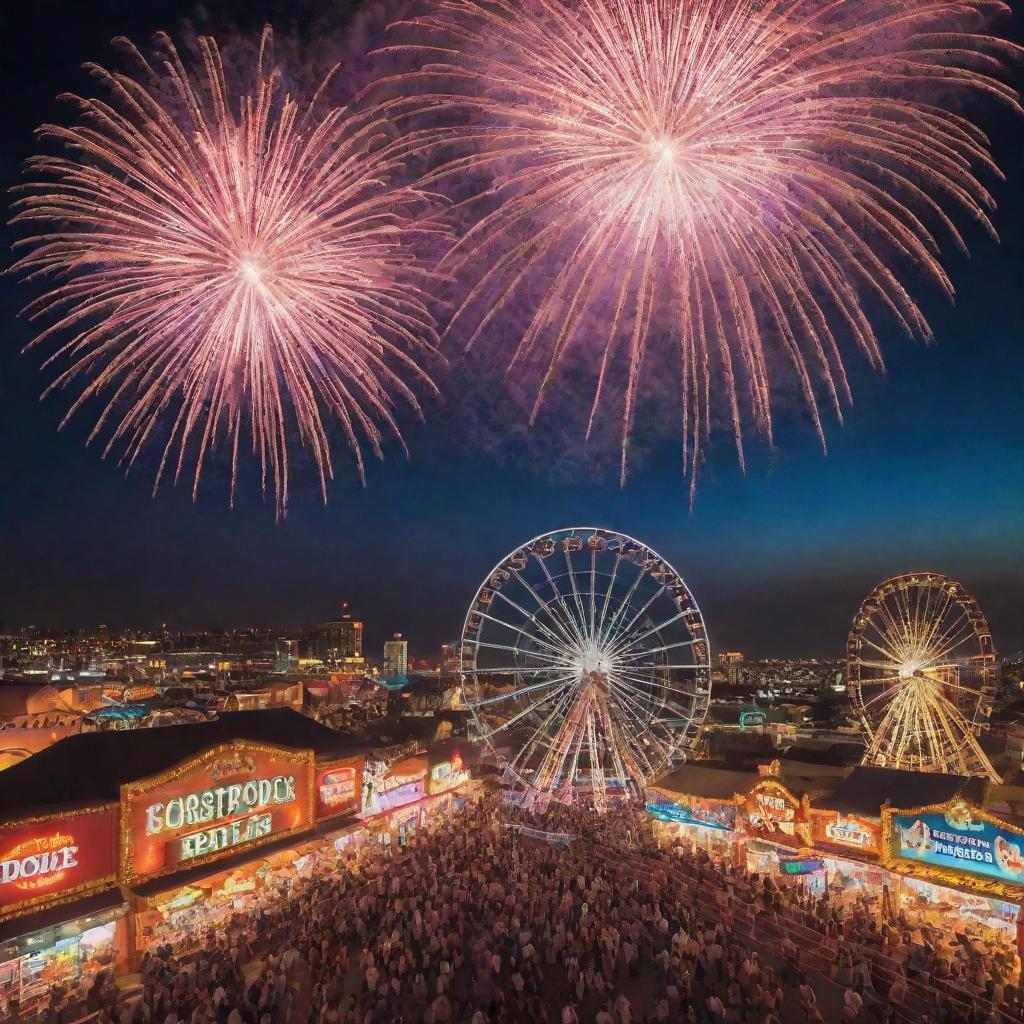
[847,572,998,780]
[460,527,712,810]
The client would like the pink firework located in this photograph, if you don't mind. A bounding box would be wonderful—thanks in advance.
[376,0,1020,497]
[10,27,440,518]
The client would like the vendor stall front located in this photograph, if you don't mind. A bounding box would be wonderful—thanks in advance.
[0,806,124,1018]
[881,797,1024,959]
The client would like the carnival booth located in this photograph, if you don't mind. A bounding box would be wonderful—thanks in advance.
[0,806,126,1019]
[880,796,1024,970]
[0,710,475,981]
[646,763,756,860]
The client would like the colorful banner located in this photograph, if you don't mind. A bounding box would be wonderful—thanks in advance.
[0,806,118,920]
[646,793,737,831]
[889,804,1024,890]
[121,741,314,885]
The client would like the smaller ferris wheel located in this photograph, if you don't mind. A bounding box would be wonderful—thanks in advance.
[847,571,998,780]
[460,527,712,810]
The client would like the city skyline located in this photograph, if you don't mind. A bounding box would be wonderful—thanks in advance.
[0,0,1021,659]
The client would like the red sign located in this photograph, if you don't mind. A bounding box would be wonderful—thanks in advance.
[0,806,118,920]
[121,741,314,885]
[316,757,363,820]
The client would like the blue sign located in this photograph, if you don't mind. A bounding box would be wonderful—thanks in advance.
[892,809,1024,887]
[646,796,736,832]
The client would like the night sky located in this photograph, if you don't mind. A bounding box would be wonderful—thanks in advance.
[1,1,1021,659]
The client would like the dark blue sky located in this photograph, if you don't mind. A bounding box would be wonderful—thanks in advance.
[1,1,1021,659]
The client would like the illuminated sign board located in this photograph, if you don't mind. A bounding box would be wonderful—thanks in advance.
[884,800,1024,898]
[362,759,426,816]
[646,793,737,831]
[0,807,118,920]
[316,757,363,819]
[742,780,807,847]
[810,811,880,855]
[427,752,469,795]
[121,741,314,885]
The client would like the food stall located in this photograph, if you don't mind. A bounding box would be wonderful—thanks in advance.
[0,806,124,1018]
[880,796,1024,967]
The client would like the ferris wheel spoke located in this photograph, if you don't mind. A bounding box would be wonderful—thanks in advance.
[611,667,701,703]
[608,607,689,659]
[858,633,908,667]
[922,611,974,664]
[468,638,570,667]
[589,546,597,639]
[605,588,673,654]
[491,587,582,654]
[477,676,578,740]
[469,664,572,677]
[471,607,577,663]
[603,681,666,776]
[600,563,647,643]
[597,552,622,636]
[614,637,700,662]
[532,554,588,649]
[466,671,580,709]
[509,563,584,651]
[562,547,590,643]
[514,681,585,779]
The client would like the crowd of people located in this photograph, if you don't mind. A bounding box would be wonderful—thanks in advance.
[33,792,1020,1024]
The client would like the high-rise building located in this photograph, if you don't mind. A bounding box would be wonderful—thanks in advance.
[383,633,409,677]
[314,604,364,666]
[440,643,462,679]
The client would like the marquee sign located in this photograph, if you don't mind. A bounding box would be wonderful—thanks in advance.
[809,810,881,857]
[882,798,1024,901]
[0,806,118,920]
[120,741,314,885]
[315,756,363,819]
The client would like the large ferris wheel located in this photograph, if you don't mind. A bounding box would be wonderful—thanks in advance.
[847,572,998,781]
[460,527,712,810]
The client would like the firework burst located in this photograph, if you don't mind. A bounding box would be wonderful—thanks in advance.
[10,27,441,517]
[374,0,1020,498]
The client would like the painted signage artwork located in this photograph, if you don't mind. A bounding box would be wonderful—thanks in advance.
[745,782,799,839]
[0,807,118,920]
[812,811,880,854]
[316,759,363,818]
[646,794,737,831]
[892,805,1024,888]
[121,741,314,885]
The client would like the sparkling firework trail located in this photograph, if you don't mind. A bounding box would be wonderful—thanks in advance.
[375,0,1020,498]
[10,27,440,518]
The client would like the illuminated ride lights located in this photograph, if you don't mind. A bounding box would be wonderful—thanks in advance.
[460,528,712,811]
[847,572,998,780]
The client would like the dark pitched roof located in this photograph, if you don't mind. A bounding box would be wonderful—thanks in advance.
[814,765,987,817]
[780,742,865,767]
[652,762,759,800]
[0,708,368,819]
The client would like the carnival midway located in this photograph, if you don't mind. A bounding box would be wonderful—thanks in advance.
[0,526,1016,1024]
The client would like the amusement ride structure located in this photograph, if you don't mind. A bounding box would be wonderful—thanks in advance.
[847,572,999,781]
[460,528,712,810]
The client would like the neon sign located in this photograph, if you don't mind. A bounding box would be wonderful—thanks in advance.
[145,776,296,834]
[0,807,118,920]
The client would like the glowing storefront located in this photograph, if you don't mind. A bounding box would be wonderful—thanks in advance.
[0,807,125,1018]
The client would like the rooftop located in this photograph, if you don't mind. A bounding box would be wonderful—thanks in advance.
[0,708,368,818]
